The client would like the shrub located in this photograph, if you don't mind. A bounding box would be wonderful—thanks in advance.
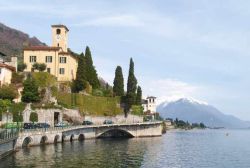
[0,84,18,101]
[11,72,24,84]
[17,62,27,72]
[29,112,38,123]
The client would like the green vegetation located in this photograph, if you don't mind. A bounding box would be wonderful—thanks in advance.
[32,63,47,72]
[169,118,206,129]
[9,102,25,122]
[17,62,27,72]
[113,66,124,96]
[0,84,18,101]
[32,72,57,88]
[29,112,38,123]
[31,102,62,110]
[73,46,100,92]
[131,105,143,116]
[85,46,100,89]
[11,72,24,84]
[73,53,87,92]
[135,86,142,105]
[125,58,138,113]
[0,99,11,120]
[56,92,122,116]
[22,75,40,102]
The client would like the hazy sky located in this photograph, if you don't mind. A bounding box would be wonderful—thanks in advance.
[1,0,250,120]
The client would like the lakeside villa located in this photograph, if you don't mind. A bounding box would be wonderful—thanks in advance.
[23,25,78,82]
[142,96,157,114]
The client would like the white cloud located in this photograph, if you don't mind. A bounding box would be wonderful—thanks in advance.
[142,78,204,105]
[73,14,144,27]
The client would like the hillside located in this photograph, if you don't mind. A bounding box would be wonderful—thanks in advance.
[0,22,45,60]
[157,98,250,128]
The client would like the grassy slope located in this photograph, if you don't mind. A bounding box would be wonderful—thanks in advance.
[56,93,122,116]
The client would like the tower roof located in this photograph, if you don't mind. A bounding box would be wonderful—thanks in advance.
[51,24,69,31]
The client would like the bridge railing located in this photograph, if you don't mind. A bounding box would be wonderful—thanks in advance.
[18,121,163,133]
[0,129,18,143]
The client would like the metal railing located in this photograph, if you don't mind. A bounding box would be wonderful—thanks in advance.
[0,129,18,143]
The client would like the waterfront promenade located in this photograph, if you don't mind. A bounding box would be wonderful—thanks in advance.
[0,121,161,150]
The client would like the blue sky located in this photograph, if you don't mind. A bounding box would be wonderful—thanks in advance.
[1,0,250,120]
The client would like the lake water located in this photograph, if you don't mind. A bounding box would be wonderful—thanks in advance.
[1,129,250,168]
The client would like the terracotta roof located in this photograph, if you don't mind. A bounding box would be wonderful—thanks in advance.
[59,51,70,55]
[59,51,79,60]
[24,46,60,51]
[0,63,16,71]
[51,24,69,31]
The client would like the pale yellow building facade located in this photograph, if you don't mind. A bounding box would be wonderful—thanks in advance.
[23,25,78,82]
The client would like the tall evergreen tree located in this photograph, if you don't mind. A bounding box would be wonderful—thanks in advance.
[22,75,40,102]
[135,86,142,105]
[113,66,124,96]
[85,46,100,89]
[74,53,87,92]
[125,58,137,113]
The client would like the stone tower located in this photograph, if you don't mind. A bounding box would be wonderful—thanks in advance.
[51,25,69,52]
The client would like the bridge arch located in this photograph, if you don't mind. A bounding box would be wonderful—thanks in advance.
[54,135,60,143]
[78,134,85,141]
[40,135,48,144]
[97,129,134,138]
[22,136,32,147]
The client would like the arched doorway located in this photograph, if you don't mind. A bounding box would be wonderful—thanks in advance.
[22,137,32,148]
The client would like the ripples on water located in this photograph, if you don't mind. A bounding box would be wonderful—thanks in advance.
[1,129,250,168]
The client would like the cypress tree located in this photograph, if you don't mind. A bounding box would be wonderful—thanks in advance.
[125,58,137,112]
[113,66,124,96]
[74,53,87,92]
[22,75,40,102]
[135,86,142,105]
[85,46,100,89]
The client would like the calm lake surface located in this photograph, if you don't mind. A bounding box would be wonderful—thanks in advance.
[1,129,250,168]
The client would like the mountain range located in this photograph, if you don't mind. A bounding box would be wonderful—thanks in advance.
[0,22,45,60]
[157,98,250,128]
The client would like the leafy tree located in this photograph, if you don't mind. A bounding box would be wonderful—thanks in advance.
[131,105,143,116]
[0,99,11,120]
[17,62,27,72]
[73,53,87,92]
[21,75,40,102]
[11,72,24,84]
[125,58,137,113]
[10,102,25,122]
[32,63,47,72]
[32,63,40,70]
[37,63,46,71]
[113,66,124,96]
[0,84,18,101]
[32,72,56,88]
[30,112,38,123]
[135,86,142,105]
[85,46,100,89]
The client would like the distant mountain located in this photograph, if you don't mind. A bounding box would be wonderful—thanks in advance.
[0,22,45,60]
[157,98,250,128]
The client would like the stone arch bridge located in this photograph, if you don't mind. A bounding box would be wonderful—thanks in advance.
[15,122,162,148]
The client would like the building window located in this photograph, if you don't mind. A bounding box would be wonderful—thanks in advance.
[0,68,1,74]
[57,43,59,47]
[59,68,65,74]
[56,29,61,34]
[47,68,51,73]
[30,56,36,63]
[46,56,52,63]
[59,57,67,63]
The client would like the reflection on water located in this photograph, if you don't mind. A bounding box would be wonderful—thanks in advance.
[1,129,250,168]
